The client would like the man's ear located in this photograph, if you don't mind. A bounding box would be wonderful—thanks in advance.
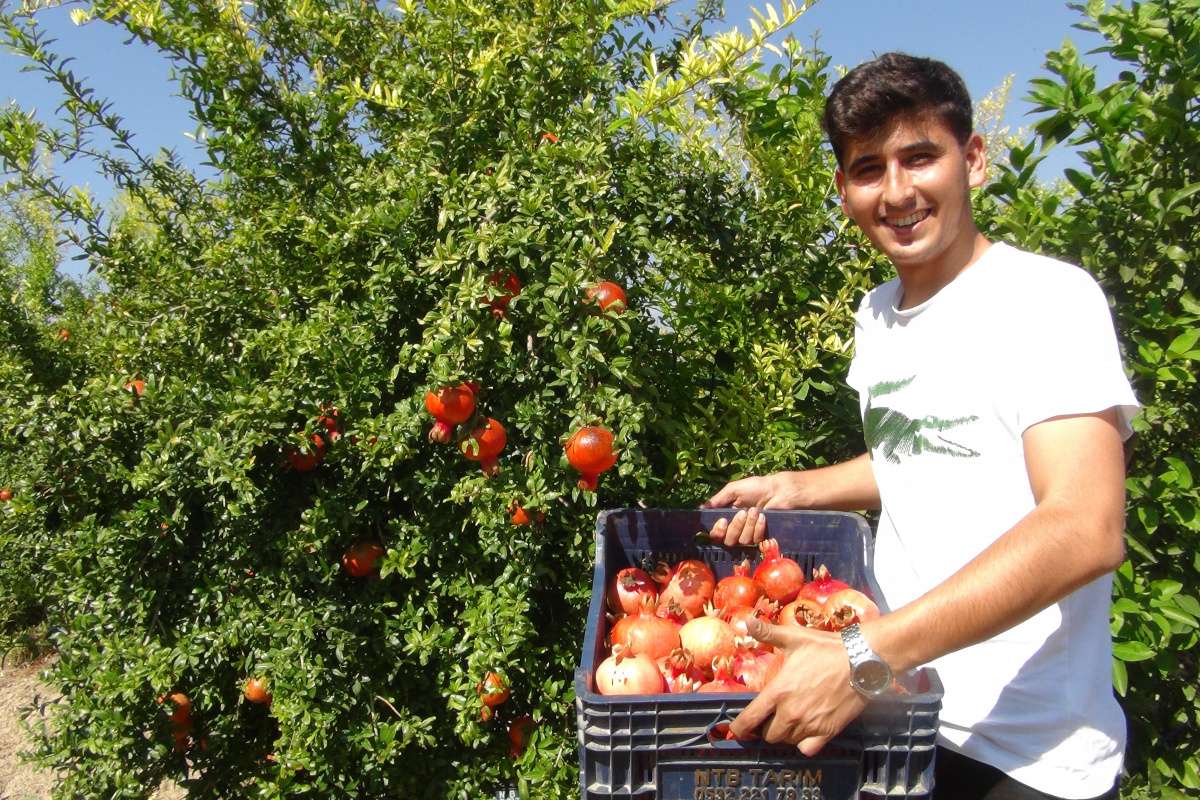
[965,132,988,190]
[835,167,850,216]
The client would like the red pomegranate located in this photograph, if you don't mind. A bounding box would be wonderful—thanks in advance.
[564,425,618,491]
[658,648,705,694]
[824,588,881,631]
[753,539,805,604]
[341,541,385,577]
[424,383,476,443]
[483,271,522,318]
[654,559,716,620]
[586,281,627,313]
[799,564,850,606]
[606,567,658,616]
[286,434,327,472]
[610,597,681,661]
[461,417,507,475]
[713,559,764,613]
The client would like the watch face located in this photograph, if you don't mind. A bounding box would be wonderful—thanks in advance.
[853,660,891,693]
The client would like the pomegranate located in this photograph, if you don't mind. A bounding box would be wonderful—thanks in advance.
[244,677,272,705]
[753,539,805,604]
[478,672,510,708]
[461,417,507,475]
[507,714,534,758]
[0,488,12,502]
[679,604,737,678]
[713,559,764,613]
[125,379,145,397]
[564,425,618,491]
[586,281,627,313]
[799,564,850,606]
[606,567,658,616]
[698,656,744,693]
[595,645,664,695]
[655,599,690,626]
[483,271,522,318]
[510,505,533,526]
[158,692,193,730]
[56,328,70,341]
[285,433,327,471]
[654,559,716,620]
[424,384,476,443]
[341,541,385,577]
[824,587,881,631]
[540,132,559,145]
[727,597,779,637]
[658,648,705,694]
[733,636,784,691]
[318,406,342,442]
[610,597,681,661]
[779,596,829,629]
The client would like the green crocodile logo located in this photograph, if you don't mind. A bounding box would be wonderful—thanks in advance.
[864,376,980,464]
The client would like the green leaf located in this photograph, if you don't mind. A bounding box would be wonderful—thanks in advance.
[1112,656,1128,696]
[1167,329,1200,358]
[1113,640,1156,662]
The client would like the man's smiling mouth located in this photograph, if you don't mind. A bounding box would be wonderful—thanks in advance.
[884,209,931,230]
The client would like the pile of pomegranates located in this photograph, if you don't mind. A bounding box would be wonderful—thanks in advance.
[594,539,880,696]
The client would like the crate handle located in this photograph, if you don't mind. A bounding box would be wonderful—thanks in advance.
[708,722,759,748]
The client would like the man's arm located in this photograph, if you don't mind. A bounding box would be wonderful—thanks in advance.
[731,408,1127,751]
[704,453,881,546]
[862,408,1126,672]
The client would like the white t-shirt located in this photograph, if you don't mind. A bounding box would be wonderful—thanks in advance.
[846,242,1139,799]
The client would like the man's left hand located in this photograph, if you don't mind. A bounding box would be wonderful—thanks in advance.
[729,617,867,755]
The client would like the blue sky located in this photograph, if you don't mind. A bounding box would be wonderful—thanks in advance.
[2,1,1117,218]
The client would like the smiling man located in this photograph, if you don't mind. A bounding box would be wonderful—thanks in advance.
[702,53,1138,799]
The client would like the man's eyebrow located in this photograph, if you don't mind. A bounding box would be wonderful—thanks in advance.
[846,140,942,172]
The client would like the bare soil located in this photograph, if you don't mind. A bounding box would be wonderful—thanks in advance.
[0,655,183,800]
[0,655,56,800]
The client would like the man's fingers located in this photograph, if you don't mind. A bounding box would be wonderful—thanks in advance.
[751,508,767,544]
[703,486,737,509]
[798,735,830,757]
[728,690,775,740]
[707,517,729,542]
[723,509,747,546]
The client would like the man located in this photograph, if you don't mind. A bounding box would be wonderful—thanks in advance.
[703,53,1137,800]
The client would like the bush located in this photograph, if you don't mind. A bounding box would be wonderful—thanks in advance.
[0,1,862,796]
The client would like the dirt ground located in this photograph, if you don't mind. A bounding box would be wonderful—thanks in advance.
[0,655,56,800]
[0,656,183,800]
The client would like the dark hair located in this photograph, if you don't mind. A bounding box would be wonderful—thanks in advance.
[822,52,973,166]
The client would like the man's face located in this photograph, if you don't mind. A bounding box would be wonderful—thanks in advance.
[835,115,987,273]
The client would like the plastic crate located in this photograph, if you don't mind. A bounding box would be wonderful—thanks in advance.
[574,509,943,800]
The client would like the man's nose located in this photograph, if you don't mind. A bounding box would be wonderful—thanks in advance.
[881,163,916,207]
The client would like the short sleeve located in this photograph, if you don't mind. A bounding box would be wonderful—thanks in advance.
[1012,271,1139,440]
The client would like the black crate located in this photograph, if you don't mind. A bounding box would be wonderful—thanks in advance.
[574,509,943,800]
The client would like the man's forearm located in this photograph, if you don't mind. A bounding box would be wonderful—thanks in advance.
[779,453,880,511]
[862,500,1124,673]
[861,412,1127,674]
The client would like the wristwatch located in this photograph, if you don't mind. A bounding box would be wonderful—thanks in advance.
[840,623,893,698]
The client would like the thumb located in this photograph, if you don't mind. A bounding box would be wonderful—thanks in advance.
[744,617,796,650]
[798,735,831,757]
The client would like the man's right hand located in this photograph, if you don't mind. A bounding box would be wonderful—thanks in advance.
[701,473,802,546]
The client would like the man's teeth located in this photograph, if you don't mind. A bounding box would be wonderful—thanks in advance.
[888,210,929,227]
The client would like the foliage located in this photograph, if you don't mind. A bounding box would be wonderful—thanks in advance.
[983,1,1199,794]
[0,1,862,797]
[0,182,82,663]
